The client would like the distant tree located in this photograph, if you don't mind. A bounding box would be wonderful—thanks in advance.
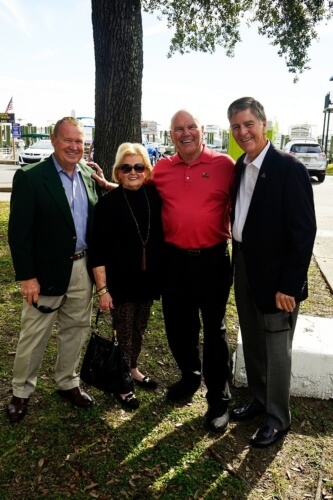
[91,0,333,178]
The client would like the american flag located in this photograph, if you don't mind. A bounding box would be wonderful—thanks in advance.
[5,97,13,113]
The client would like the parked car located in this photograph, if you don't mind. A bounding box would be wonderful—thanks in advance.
[283,139,327,183]
[206,143,224,153]
[19,139,53,167]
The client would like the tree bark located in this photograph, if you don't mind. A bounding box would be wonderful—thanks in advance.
[91,0,143,180]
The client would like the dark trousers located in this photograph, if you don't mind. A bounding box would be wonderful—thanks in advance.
[234,247,298,430]
[162,242,231,408]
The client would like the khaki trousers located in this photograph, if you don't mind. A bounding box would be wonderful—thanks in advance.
[12,257,93,398]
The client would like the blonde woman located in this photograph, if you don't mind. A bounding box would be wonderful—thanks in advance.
[90,143,163,409]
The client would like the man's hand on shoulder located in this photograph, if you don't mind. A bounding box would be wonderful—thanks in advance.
[87,162,117,191]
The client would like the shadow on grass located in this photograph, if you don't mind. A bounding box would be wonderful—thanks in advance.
[1,379,332,499]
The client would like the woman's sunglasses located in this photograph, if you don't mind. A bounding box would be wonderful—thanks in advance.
[119,163,145,174]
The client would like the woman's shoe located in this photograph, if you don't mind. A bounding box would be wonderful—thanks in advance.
[115,392,139,410]
[134,376,158,389]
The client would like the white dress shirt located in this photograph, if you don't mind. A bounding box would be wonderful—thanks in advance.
[232,140,270,242]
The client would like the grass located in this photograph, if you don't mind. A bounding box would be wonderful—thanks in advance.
[0,200,333,499]
[326,163,333,175]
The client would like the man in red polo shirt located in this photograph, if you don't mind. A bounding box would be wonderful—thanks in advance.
[153,110,235,433]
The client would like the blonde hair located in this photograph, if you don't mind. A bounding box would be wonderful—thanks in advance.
[112,142,152,183]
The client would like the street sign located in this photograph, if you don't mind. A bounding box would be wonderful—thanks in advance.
[141,120,158,134]
[11,123,21,138]
[0,113,15,123]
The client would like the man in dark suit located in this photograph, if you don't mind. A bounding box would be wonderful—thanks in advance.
[6,117,105,423]
[227,97,316,447]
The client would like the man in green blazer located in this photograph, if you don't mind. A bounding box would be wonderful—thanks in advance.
[6,117,105,423]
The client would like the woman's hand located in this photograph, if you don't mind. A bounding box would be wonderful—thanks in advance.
[98,292,114,311]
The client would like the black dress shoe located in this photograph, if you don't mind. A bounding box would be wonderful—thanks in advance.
[231,402,264,421]
[6,396,30,423]
[205,408,229,434]
[166,376,201,402]
[250,424,290,448]
[115,392,139,410]
[58,387,93,407]
[134,376,158,389]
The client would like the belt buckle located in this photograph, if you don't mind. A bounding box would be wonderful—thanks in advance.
[188,249,200,257]
[73,250,86,260]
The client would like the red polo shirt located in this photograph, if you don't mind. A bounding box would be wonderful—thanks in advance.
[152,146,235,249]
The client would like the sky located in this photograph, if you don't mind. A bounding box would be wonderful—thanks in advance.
[1,0,333,136]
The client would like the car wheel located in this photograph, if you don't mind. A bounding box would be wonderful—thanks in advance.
[317,173,325,183]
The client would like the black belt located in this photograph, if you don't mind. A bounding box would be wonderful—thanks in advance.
[72,249,88,261]
[166,241,227,257]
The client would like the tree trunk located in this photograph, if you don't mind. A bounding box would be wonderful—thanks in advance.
[91,0,143,180]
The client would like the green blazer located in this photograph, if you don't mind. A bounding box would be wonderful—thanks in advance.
[8,155,99,295]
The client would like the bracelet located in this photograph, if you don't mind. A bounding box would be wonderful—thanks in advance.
[96,287,108,297]
[96,286,107,293]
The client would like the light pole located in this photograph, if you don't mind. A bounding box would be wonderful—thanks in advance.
[322,77,333,160]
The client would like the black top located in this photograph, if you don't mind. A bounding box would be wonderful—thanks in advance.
[90,183,163,304]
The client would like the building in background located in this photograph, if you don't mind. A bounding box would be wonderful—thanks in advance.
[76,117,95,143]
[141,120,160,142]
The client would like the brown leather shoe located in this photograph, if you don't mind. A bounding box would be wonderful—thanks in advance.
[7,396,30,423]
[57,387,93,407]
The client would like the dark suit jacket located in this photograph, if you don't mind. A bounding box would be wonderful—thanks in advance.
[8,155,99,295]
[231,143,317,313]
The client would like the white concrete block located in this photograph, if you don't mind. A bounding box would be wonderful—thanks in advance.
[233,315,333,400]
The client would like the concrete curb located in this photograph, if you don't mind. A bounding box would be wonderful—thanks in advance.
[315,257,333,295]
[0,161,18,167]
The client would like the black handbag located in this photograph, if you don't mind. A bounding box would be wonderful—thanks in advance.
[80,310,134,394]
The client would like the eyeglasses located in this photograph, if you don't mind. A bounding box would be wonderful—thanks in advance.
[119,163,145,174]
[33,294,67,314]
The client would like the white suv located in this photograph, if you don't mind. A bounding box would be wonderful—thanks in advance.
[19,139,54,167]
[283,139,327,183]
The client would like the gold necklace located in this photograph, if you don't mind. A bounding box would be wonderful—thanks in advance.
[122,186,151,271]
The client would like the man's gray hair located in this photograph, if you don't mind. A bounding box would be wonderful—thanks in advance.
[53,117,84,137]
[227,97,266,122]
